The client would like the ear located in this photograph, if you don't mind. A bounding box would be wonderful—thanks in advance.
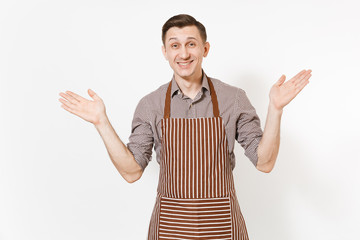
[161,45,168,60]
[203,42,210,57]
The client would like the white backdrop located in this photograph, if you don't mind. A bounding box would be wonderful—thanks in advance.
[1,0,359,239]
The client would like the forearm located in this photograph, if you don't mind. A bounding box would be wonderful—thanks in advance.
[257,103,283,172]
[94,115,143,182]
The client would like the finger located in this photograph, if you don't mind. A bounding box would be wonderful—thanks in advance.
[88,89,101,101]
[291,69,311,84]
[59,92,78,105]
[59,97,76,109]
[295,77,310,93]
[293,69,312,85]
[60,103,80,116]
[276,75,286,86]
[65,90,86,102]
[295,72,312,87]
[290,69,306,83]
[299,69,312,79]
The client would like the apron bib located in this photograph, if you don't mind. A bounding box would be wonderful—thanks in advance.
[147,75,249,240]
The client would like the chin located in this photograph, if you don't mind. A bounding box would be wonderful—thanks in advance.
[175,68,196,78]
[176,72,194,79]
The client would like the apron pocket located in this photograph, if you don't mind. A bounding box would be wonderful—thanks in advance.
[159,196,232,240]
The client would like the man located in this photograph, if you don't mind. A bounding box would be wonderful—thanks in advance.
[59,14,311,239]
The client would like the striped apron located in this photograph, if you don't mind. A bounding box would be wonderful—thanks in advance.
[147,76,249,240]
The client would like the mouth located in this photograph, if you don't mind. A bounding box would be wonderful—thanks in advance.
[177,60,194,67]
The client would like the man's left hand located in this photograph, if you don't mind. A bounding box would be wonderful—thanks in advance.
[269,69,312,111]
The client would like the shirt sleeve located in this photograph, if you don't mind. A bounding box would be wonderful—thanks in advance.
[126,96,154,171]
[234,88,263,167]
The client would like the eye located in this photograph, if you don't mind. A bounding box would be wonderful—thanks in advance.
[171,43,178,48]
[188,42,196,47]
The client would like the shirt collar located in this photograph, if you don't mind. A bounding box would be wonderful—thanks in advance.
[170,69,210,98]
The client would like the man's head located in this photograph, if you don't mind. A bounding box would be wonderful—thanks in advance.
[161,14,210,81]
[162,14,207,45]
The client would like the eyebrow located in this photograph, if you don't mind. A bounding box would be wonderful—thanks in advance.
[168,37,197,42]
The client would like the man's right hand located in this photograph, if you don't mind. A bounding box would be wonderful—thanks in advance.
[58,89,106,125]
[59,88,143,183]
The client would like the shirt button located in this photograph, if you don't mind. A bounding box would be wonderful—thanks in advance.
[189,103,192,109]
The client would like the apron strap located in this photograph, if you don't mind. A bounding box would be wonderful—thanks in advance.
[164,74,219,118]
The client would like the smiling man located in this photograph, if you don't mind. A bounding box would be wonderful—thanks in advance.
[161,24,209,98]
[59,14,312,240]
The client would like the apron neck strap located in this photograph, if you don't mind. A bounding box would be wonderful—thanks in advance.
[164,74,219,119]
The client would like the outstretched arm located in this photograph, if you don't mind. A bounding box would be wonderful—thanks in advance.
[59,89,143,183]
[256,69,312,173]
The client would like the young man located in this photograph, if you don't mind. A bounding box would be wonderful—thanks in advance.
[59,14,311,240]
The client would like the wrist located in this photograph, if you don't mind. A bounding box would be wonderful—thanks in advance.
[94,114,109,128]
[268,102,283,115]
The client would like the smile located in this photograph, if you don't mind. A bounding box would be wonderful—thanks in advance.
[177,60,194,66]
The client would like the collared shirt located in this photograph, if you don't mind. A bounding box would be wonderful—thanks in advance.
[127,70,263,171]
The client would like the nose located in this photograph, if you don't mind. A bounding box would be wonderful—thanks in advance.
[179,46,190,59]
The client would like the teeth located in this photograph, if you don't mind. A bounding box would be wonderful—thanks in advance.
[178,61,191,65]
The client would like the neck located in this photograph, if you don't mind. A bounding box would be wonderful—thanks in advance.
[174,70,203,99]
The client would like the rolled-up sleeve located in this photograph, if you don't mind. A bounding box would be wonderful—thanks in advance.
[235,89,263,167]
[127,96,154,171]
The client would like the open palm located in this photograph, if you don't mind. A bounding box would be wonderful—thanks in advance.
[59,89,106,125]
[269,69,312,110]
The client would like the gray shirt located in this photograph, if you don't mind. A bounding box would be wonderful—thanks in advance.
[127,70,263,171]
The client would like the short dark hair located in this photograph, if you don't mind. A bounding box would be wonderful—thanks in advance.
[162,14,207,45]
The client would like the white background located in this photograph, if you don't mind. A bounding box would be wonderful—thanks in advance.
[1,0,359,239]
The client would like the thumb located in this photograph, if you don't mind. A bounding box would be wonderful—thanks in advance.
[276,75,286,86]
[88,89,101,101]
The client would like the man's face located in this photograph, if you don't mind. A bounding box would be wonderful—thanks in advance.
[162,25,210,80]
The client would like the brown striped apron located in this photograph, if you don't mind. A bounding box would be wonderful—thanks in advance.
[147,76,249,240]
